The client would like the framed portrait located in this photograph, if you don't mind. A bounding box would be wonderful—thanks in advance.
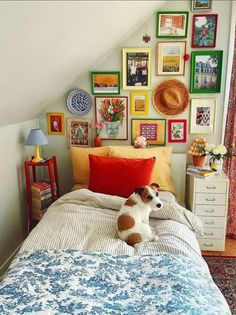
[67,118,92,147]
[191,0,212,11]
[47,112,65,135]
[168,119,187,143]
[95,96,128,140]
[122,48,152,90]
[131,119,166,146]
[156,41,186,75]
[156,11,189,38]
[90,71,120,95]
[192,14,218,48]
[190,50,223,93]
[190,98,216,134]
[130,92,149,116]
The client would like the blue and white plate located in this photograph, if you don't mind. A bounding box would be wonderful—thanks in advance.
[67,89,92,116]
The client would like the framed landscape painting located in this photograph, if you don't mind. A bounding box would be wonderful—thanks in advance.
[192,14,218,48]
[130,91,149,116]
[67,118,92,148]
[168,119,187,143]
[192,0,212,11]
[90,71,120,95]
[190,50,223,93]
[156,11,189,38]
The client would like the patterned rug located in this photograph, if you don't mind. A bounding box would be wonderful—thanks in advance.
[204,256,236,315]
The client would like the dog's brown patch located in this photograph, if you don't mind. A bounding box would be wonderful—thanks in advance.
[126,233,142,246]
[124,198,137,207]
[151,183,160,190]
[139,188,152,204]
[117,214,135,231]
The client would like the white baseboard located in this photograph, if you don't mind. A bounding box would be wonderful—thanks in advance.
[0,243,22,279]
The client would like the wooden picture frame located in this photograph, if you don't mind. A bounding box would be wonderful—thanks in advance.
[67,118,92,147]
[190,50,223,93]
[122,48,152,90]
[192,14,218,48]
[156,41,186,75]
[168,119,187,142]
[90,71,120,95]
[47,112,65,135]
[190,98,216,134]
[156,11,189,38]
[130,91,149,116]
[131,119,166,146]
[191,0,212,12]
[95,96,128,140]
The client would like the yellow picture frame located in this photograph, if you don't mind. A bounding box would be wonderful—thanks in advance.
[130,91,149,116]
[47,112,65,135]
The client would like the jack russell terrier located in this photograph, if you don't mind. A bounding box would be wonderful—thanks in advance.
[117,183,163,246]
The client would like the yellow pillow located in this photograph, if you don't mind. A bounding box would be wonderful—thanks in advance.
[70,147,110,185]
[109,146,176,195]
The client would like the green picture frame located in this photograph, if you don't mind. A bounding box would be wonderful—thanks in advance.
[156,11,189,39]
[190,50,223,93]
[90,71,120,95]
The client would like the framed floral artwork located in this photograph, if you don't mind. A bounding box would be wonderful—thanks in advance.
[156,11,189,38]
[190,98,216,134]
[95,96,128,140]
[90,71,120,95]
[131,119,166,146]
[168,119,187,143]
[130,91,149,116]
[156,41,186,75]
[192,14,218,48]
[191,0,211,11]
[122,48,152,90]
[190,50,223,93]
[47,112,65,135]
[67,118,92,147]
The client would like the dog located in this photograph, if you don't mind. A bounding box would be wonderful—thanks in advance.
[116,183,163,246]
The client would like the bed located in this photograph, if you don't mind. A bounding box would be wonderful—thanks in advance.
[0,146,231,315]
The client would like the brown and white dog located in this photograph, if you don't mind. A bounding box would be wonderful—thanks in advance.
[116,183,163,246]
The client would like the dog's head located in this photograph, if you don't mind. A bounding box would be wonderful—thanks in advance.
[134,183,163,210]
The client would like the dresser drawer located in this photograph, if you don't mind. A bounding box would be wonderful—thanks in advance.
[198,227,225,239]
[199,216,226,228]
[198,238,225,251]
[195,205,226,216]
[195,180,227,193]
[195,193,226,205]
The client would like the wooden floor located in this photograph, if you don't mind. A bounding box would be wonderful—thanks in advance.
[202,237,236,256]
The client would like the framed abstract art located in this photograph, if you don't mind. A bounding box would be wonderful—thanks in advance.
[67,118,92,148]
[130,91,149,116]
[168,119,187,142]
[90,71,120,95]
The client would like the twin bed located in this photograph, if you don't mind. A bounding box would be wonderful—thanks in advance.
[0,146,231,314]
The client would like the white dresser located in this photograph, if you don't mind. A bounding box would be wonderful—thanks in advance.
[186,172,229,251]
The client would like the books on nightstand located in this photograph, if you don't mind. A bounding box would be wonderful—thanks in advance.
[186,165,216,178]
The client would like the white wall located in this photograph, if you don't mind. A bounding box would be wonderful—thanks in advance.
[0,119,39,273]
[39,0,232,195]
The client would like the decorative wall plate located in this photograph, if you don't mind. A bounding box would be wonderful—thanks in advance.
[67,89,92,116]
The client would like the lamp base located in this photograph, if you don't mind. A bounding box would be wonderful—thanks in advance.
[32,156,43,163]
[32,145,43,163]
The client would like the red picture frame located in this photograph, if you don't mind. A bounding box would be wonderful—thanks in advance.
[168,119,187,143]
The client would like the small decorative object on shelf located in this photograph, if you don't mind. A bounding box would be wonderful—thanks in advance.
[134,136,147,149]
[94,121,105,147]
[188,138,208,167]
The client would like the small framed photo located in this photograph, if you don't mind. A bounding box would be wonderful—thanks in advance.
[190,50,223,93]
[130,92,149,116]
[168,119,187,143]
[131,119,166,146]
[90,71,120,95]
[191,0,212,11]
[47,112,65,135]
[192,14,218,48]
[156,11,189,38]
[156,41,186,75]
[95,96,128,140]
[190,98,216,134]
[122,48,152,90]
[67,118,92,147]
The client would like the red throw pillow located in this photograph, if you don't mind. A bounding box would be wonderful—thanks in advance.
[88,154,156,198]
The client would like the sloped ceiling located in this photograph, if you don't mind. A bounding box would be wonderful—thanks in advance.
[0,0,165,127]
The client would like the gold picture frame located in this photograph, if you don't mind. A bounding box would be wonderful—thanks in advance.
[130,91,149,116]
[47,112,65,135]
[67,117,92,147]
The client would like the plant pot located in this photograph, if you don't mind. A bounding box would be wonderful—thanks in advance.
[94,136,102,147]
[192,155,207,167]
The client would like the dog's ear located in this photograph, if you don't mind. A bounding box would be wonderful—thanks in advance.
[151,183,160,190]
[135,187,145,196]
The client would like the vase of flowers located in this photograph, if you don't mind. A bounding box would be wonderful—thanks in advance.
[94,122,105,147]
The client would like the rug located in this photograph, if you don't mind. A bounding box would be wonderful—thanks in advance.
[204,256,236,315]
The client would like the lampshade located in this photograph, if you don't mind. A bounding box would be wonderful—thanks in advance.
[188,138,207,156]
[25,129,48,146]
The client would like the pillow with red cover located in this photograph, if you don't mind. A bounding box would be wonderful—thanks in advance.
[88,154,156,198]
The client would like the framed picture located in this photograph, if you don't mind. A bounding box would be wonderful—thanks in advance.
[90,71,120,95]
[191,0,212,11]
[168,119,187,143]
[130,92,149,116]
[131,119,166,146]
[95,96,128,140]
[190,98,216,134]
[122,48,152,90]
[192,14,218,48]
[156,11,189,38]
[67,118,92,147]
[156,41,186,75]
[47,112,64,135]
[190,50,223,93]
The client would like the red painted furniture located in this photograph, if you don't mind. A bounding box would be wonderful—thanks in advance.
[24,155,59,232]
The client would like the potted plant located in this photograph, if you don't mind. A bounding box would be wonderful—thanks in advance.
[187,138,208,167]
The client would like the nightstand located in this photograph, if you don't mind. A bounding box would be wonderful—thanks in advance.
[186,172,229,251]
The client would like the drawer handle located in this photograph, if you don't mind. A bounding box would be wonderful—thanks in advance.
[203,243,213,247]
[206,197,216,202]
[204,232,214,236]
[206,185,216,190]
[205,209,215,213]
[205,220,215,225]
